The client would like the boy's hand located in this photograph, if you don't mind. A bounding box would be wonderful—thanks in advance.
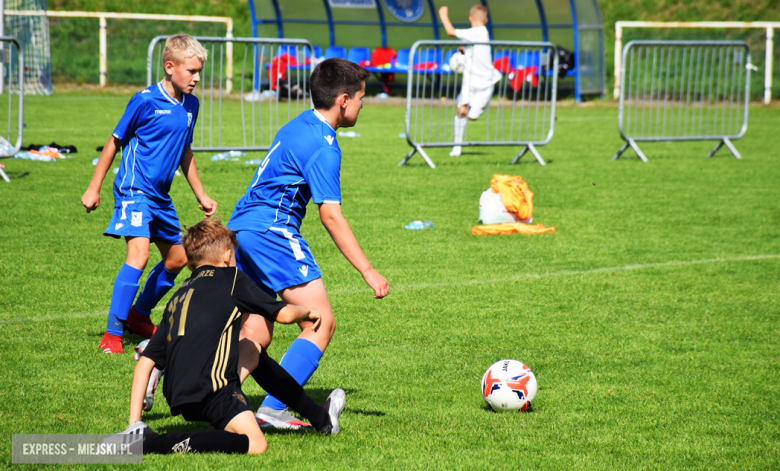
[304,309,322,331]
[198,194,218,218]
[439,6,448,16]
[81,189,101,213]
[362,268,389,299]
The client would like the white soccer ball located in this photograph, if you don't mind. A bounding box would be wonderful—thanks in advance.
[481,359,537,412]
[449,52,465,74]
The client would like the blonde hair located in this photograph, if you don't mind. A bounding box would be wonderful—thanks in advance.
[181,217,237,267]
[469,5,488,23]
[162,34,208,65]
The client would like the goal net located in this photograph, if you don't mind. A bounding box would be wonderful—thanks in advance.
[5,0,53,95]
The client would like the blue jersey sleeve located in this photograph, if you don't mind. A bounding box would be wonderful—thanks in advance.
[113,93,148,145]
[304,146,342,204]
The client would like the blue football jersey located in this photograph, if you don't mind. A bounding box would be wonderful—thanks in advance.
[112,83,199,207]
[228,110,341,235]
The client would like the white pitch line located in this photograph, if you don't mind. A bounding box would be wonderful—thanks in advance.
[4,254,779,324]
[331,253,780,295]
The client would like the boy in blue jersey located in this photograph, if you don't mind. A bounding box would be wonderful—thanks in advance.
[228,58,389,429]
[82,34,217,354]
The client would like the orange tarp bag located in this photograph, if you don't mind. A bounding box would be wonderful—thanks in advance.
[472,174,555,235]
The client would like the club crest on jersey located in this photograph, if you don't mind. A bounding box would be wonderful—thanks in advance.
[131,212,143,227]
[324,135,334,145]
[299,265,309,277]
[187,112,193,127]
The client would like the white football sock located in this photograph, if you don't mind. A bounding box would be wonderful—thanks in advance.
[451,116,466,156]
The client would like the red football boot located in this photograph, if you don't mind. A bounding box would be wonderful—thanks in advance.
[99,332,124,354]
[124,306,157,339]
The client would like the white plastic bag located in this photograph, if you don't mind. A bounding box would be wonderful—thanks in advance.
[478,189,532,225]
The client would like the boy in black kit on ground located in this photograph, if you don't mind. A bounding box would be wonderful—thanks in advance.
[121,218,345,455]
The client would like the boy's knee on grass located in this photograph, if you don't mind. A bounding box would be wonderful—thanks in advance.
[224,411,267,454]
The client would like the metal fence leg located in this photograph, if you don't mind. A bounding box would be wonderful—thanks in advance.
[398,147,417,167]
[706,138,741,159]
[0,166,9,182]
[612,139,648,162]
[510,144,546,166]
[510,146,529,164]
[611,142,629,160]
[417,146,436,168]
[398,145,436,168]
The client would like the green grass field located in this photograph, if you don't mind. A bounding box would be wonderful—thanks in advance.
[1,91,779,469]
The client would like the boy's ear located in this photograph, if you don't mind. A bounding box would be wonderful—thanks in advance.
[163,60,176,76]
[338,93,350,110]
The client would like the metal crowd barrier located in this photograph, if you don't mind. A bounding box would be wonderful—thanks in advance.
[148,36,314,153]
[613,40,752,162]
[0,36,24,183]
[399,40,559,168]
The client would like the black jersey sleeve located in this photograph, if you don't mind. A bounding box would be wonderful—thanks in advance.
[141,313,168,369]
[231,269,287,321]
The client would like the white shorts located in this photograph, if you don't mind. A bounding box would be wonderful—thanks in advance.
[458,85,494,120]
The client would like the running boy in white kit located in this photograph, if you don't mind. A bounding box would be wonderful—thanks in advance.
[438,4,502,157]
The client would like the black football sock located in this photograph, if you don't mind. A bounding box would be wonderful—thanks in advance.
[143,430,249,455]
[251,350,330,431]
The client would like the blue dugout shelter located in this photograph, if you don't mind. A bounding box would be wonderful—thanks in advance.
[248,0,604,101]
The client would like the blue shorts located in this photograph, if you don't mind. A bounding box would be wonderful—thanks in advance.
[103,198,182,245]
[235,228,322,294]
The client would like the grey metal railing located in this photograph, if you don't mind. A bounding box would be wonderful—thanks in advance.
[0,36,24,183]
[147,36,314,153]
[399,40,559,168]
[613,40,752,162]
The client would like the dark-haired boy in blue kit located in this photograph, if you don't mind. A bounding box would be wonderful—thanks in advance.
[227,58,389,428]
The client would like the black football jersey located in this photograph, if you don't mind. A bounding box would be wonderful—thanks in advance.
[142,266,286,409]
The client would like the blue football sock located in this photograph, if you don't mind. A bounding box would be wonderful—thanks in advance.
[134,262,180,316]
[106,264,143,336]
[261,338,323,411]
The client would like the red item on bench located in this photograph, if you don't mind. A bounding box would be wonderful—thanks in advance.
[371,47,396,67]
[508,66,539,91]
[268,54,310,91]
[414,62,438,71]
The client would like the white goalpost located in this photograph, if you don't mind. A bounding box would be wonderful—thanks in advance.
[4,0,52,95]
[614,21,779,104]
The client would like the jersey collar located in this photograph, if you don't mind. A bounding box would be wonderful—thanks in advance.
[157,82,186,106]
[312,109,335,132]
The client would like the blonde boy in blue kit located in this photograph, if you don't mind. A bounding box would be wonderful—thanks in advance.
[81,34,217,354]
[228,58,389,429]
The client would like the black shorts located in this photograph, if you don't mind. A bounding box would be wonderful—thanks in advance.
[172,383,253,430]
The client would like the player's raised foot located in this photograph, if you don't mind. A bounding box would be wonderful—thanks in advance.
[133,340,163,411]
[318,388,346,435]
[255,407,313,430]
[124,306,157,339]
[449,146,462,157]
[99,332,124,354]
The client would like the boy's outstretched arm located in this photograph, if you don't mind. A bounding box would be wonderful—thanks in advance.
[275,305,322,330]
[319,203,389,298]
[439,6,458,37]
[180,147,217,218]
[81,136,122,213]
[129,356,155,425]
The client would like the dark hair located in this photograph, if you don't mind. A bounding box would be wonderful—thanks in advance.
[311,58,370,109]
[181,217,238,267]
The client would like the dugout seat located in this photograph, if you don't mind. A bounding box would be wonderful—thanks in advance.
[347,47,371,67]
[392,49,411,71]
[412,48,442,72]
[324,46,347,60]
